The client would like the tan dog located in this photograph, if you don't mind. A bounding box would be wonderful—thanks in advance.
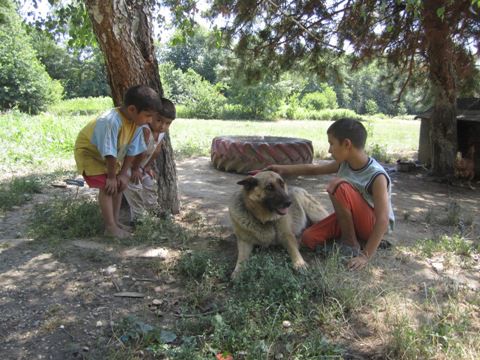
[229,171,328,278]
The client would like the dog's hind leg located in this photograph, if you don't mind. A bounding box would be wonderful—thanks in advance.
[232,239,253,279]
[296,189,328,223]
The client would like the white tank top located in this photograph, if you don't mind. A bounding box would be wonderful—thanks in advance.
[140,125,165,168]
[337,157,395,231]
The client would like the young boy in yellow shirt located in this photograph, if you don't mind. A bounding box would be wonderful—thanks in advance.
[74,85,162,238]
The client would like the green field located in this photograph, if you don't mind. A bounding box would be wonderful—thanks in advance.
[0,97,419,176]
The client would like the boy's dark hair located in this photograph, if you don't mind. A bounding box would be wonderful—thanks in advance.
[327,118,367,149]
[158,98,176,120]
[123,85,163,113]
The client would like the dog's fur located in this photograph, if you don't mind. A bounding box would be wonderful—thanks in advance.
[228,171,328,278]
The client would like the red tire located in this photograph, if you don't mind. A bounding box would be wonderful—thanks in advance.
[211,136,314,174]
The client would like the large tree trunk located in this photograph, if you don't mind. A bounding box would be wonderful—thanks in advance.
[84,0,179,214]
[422,0,457,176]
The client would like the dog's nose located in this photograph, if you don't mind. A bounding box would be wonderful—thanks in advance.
[283,200,292,208]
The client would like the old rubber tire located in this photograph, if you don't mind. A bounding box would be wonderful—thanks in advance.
[211,136,314,174]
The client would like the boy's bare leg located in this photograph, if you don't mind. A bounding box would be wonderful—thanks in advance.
[113,192,133,232]
[329,193,360,249]
[99,190,130,238]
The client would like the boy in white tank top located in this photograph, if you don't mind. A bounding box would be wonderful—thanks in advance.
[267,118,394,270]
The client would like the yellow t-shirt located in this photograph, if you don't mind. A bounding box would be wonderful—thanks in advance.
[74,108,145,176]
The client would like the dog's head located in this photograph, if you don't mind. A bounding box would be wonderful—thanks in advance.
[237,171,292,219]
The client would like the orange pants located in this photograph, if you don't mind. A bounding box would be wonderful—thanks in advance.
[301,180,375,250]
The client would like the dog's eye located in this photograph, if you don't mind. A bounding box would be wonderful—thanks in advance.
[265,184,274,191]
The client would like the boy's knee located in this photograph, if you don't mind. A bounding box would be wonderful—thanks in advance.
[326,178,350,195]
[301,228,321,250]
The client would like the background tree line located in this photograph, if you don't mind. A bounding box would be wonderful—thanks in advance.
[1,2,453,120]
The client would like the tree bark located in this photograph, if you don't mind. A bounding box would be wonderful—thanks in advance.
[84,0,179,214]
[422,0,457,176]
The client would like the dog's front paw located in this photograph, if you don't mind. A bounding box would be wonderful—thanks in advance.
[231,268,241,280]
[293,259,308,271]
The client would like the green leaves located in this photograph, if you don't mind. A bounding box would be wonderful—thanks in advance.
[436,6,445,20]
[0,0,63,113]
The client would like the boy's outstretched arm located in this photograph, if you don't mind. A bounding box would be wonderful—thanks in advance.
[348,175,390,270]
[266,161,339,177]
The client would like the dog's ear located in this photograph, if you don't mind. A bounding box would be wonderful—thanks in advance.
[237,176,258,191]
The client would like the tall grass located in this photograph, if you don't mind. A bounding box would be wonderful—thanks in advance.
[47,96,113,115]
[0,111,91,175]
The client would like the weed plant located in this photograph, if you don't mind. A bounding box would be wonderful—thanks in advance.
[368,143,392,163]
[176,250,221,281]
[444,201,461,227]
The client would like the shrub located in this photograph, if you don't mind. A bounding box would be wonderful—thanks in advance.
[288,107,363,121]
[219,103,250,120]
[285,92,301,119]
[228,81,287,120]
[300,84,338,110]
[0,0,63,114]
[159,62,225,119]
[364,99,379,115]
[367,143,391,163]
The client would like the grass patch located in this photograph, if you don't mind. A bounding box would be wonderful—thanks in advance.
[385,294,480,359]
[0,176,41,212]
[129,213,193,247]
[416,234,477,258]
[110,251,376,358]
[29,195,103,239]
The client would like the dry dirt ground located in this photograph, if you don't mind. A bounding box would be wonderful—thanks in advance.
[0,157,479,359]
